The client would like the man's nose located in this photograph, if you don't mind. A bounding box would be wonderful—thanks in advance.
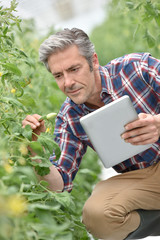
[64,73,74,88]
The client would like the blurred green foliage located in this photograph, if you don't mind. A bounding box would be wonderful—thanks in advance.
[91,0,160,65]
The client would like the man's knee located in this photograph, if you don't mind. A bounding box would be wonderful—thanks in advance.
[83,199,126,225]
[82,196,127,239]
[82,197,107,238]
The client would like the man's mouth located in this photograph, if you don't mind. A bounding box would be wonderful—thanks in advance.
[67,88,82,95]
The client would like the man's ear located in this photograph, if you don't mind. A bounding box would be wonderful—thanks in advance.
[92,53,99,69]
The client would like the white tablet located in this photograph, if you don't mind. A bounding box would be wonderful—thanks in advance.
[80,95,151,168]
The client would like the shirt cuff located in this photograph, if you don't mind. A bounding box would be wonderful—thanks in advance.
[51,161,73,192]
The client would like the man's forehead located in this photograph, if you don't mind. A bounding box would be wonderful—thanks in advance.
[48,47,86,73]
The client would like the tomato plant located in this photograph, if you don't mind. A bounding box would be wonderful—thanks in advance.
[0,1,101,239]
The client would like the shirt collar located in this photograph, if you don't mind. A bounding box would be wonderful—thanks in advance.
[99,65,112,96]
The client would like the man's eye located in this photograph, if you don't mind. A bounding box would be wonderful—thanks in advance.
[55,74,62,79]
[72,68,79,72]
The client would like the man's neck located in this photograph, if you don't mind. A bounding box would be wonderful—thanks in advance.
[85,100,104,109]
[85,68,105,109]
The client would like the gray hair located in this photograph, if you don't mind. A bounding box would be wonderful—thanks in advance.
[39,28,95,72]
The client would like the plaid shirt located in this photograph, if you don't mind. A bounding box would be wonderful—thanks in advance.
[50,52,160,192]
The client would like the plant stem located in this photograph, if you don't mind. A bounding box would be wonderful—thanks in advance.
[2,122,11,134]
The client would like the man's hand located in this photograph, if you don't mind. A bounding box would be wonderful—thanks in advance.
[22,114,46,141]
[121,113,160,145]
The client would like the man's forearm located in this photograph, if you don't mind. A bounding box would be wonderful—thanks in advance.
[38,164,64,192]
[28,146,64,192]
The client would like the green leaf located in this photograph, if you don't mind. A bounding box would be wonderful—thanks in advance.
[38,161,52,168]
[29,141,44,155]
[2,63,22,76]
[15,87,24,97]
[28,203,60,211]
[54,191,72,208]
[15,47,28,58]
[6,39,13,47]
[126,2,134,9]
[29,161,39,167]
[79,168,97,177]
[1,74,5,85]
[133,24,140,39]
[54,232,73,240]
[2,97,26,111]
[133,3,143,11]
[18,93,36,108]
[39,180,49,187]
[16,21,22,32]
[38,134,61,159]
[14,166,37,182]
[23,192,48,201]
[22,124,32,141]
[55,146,61,160]
[24,58,35,68]
[3,26,8,35]
[30,218,70,236]
[12,122,23,135]
[155,14,160,27]
[144,0,157,16]
[146,32,156,48]
[34,166,50,176]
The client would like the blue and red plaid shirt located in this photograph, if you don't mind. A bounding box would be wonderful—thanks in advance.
[50,52,160,192]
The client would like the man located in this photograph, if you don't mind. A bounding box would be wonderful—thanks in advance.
[22,28,160,240]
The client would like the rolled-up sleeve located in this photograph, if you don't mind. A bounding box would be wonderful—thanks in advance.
[49,111,87,192]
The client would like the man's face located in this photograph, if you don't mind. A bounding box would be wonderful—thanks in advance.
[48,45,100,105]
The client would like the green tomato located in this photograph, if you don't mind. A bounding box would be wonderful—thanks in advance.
[39,112,57,121]
[46,112,57,120]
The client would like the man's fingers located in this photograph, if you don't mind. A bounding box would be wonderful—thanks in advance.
[22,120,38,130]
[22,115,42,129]
[138,112,148,119]
[125,118,146,131]
[124,113,155,131]
[129,137,152,145]
[124,132,151,144]
[122,124,157,139]
[32,114,42,121]
[121,113,160,145]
